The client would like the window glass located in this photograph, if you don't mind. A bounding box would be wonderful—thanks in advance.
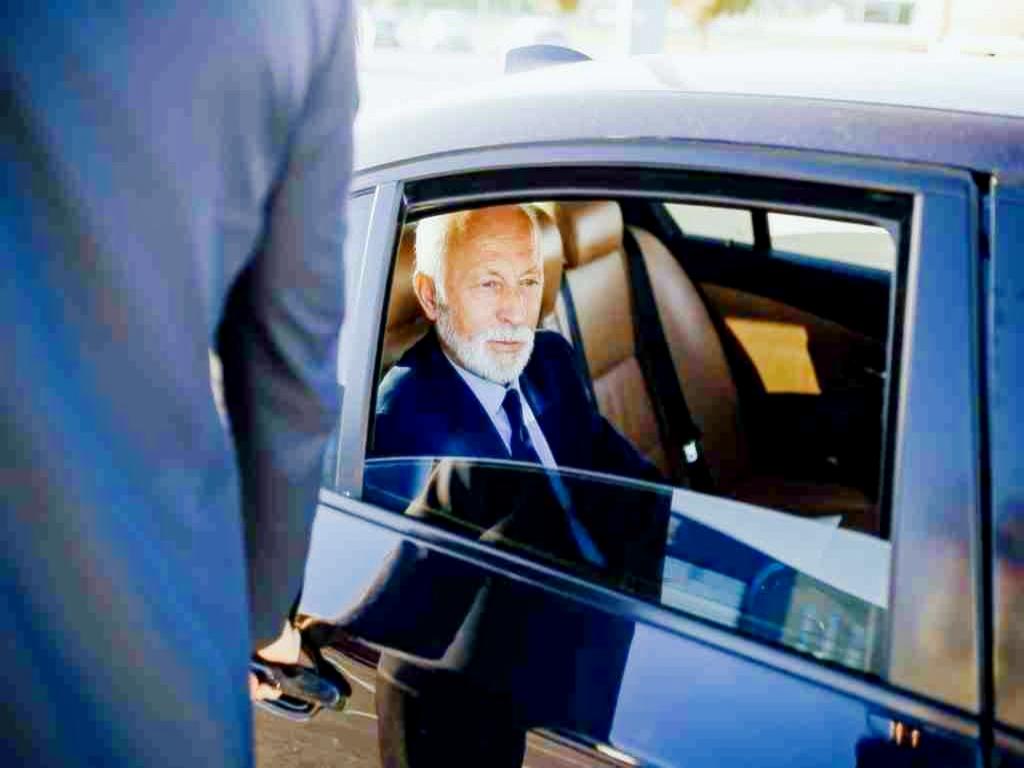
[363,458,888,676]
[665,203,754,245]
[767,212,895,271]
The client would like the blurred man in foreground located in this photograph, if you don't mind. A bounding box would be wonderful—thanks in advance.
[2,2,357,765]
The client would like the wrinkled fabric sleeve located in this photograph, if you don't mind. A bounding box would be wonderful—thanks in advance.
[218,2,359,650]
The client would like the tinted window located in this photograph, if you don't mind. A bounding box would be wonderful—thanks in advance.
[363,458,887,676]
[666,202,754,245]
[767,212,895,272]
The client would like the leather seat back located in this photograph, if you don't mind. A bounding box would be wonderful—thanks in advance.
[381,206,565,372]
[630,228,748,489]
[550,201,748,487]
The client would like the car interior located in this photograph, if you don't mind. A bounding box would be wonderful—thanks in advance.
[373,195,894,541]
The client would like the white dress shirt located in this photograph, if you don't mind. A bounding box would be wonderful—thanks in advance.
[444,352,606,566]
[446,356,558,468]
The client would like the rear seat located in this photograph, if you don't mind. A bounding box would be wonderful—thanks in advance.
[548,201,878,533]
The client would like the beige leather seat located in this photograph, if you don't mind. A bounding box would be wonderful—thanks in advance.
[548,201,877,532]
[381,206,566,373]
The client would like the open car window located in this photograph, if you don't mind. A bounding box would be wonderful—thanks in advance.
[340,179,908,686]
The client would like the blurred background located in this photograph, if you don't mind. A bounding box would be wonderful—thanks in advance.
[356,0,1024,110]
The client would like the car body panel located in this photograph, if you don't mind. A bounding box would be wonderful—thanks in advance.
[989,174,1024,733]
[886,179,982,713]
[354,55,1024,179]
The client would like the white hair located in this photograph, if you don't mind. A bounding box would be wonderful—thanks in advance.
[413,205,541,306]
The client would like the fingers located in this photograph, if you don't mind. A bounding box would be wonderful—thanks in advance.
[249,672,282,702]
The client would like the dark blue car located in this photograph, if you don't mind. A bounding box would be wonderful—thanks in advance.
[253,50,1024,767]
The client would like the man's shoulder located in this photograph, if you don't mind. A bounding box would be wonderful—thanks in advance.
[530,329,574,363]
[523,329,578,385]
[377,336,441,414]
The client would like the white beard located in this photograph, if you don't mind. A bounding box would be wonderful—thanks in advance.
[436,307,534,385]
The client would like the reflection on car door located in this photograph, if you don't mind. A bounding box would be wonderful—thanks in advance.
[288,457,977,768]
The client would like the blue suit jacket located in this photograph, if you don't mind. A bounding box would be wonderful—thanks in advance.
[354,331,666,741]
[2,4,356,765]
[372,329,659,483]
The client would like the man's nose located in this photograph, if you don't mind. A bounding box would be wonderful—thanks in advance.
[496,285,528,325]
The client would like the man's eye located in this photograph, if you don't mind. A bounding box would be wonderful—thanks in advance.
[480,280,499,290]
[521,278,540,288]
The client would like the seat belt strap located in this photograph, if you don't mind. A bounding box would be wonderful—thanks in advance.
[623,227,716,493]
[559,277,598,407]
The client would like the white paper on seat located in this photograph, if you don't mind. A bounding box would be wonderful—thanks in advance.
[669,488,890,608]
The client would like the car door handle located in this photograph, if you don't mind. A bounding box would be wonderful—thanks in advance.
[250,641,352,722]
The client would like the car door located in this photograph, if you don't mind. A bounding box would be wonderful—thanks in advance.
[989,174,1024,768]
[255,143,988,767]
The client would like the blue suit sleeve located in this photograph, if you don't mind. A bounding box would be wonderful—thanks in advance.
[217,1,359,649]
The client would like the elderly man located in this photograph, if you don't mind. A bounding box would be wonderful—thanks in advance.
[372,204,656,482]
[366,204,665,767]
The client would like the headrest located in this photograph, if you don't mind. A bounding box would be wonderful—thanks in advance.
[534,206,564,319]
[553,201,624,268]
[385,225,420,332]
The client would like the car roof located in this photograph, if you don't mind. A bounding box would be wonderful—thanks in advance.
[354,51,1024,177]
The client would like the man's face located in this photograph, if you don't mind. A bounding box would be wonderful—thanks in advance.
[420,207,544,384]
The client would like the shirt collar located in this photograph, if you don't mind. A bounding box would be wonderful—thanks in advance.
[443,351,519,420]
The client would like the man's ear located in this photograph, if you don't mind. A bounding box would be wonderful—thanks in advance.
[413,273,439,321]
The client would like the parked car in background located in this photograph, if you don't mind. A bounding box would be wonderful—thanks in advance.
[252,50,1024,767]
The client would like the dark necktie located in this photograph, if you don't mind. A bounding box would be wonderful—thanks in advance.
[501,388,541,464]
[500,388,606,567]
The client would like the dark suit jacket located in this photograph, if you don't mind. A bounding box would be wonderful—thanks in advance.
[2,4,356,766]
[372,329,658,483]
[358,331,669,745]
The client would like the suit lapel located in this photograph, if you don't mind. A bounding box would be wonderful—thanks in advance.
[420,331,510,460]
[520,366,574,468]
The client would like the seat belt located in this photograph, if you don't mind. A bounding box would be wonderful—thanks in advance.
[559,277,599,407]
[622,227,716,493]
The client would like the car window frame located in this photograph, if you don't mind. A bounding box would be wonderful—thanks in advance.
[323,140,982,719]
